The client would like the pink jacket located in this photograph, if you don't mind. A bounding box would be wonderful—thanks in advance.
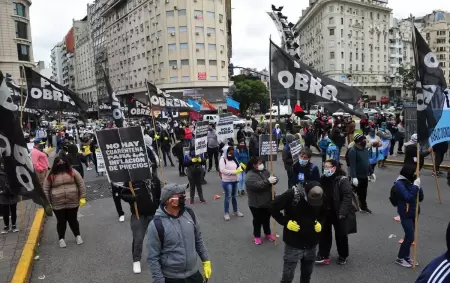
[219,156,239,182]
[31,148,49,173]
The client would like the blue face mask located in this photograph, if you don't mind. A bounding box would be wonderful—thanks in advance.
[323,169,334,177]
[299,159,308,166]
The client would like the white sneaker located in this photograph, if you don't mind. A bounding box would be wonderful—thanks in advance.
[119,215,125,222]
[76,235,84,245]
[87,167,92,171]
[59,239,67,248]
[133,261,141,274]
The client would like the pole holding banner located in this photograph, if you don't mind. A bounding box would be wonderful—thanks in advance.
[128,181,140,220]
[431,150,443,204]
[151,112,166,184]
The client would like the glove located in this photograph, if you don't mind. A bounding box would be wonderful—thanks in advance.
[202,261,212,279]
[371,174,376,182]
[268,176,277,184]
[234,166,244,174]
[314,221,322,233]
[413,178,421,187]
[192,157,201,162]
[240,163,247,170]
[206,158,209,164]
[154,134,160,140]
[164,137,168,140]
[79,198,86,207]
[352,178,358,187]
[287,220,300,232]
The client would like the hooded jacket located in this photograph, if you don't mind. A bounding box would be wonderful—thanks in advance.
[121,178,161,216]
[394,175,424,218]
[147,206,209,283]
[347,143,371,178]
[207,130,219,148]
[245,169,275,208]
[403,142,430,169]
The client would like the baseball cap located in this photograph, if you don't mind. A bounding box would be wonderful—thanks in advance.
[34,138,46,145]
[304,181,323,207]
[160,183,189,204]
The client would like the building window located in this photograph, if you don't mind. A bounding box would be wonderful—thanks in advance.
[168,44,176,51]
[219,14,224,22]
[17,44,29,61]
[209,76,218,81]
[197,59,206,65]
[208,44,216,50]
[181,59,189,66]
[180,43,188,49]
[329,29,335,36]
[196,43,205,49]
[206,11,215,18]
[195,26,204,33]
[170,76,178,82]
[209,60,217,66]
[167,27,175,33]
[330,52,335,59]
[194,10,203,18]
[166,11,174,17]
[15,21,28,39]
[329,17,334,24]
[178,9,186,16]
[169,60,177,67]
[329,5,334,12]
[159,46,163,53]
[182,76,190,82]
[13,3,26,17]
[179,26,187,32]
[207,27,216,34]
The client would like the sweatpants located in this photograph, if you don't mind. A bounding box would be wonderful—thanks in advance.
[207,147,219,170]
[130,214,153,261]
[188,173,204,201]
[53,207,80,240]
[354,177,369,210]
[111,184,125,217]
[165,270,204,283]
[249,207,271,238]
[318,212,349,259]
[281,244,316,283]
[1,203,17,227]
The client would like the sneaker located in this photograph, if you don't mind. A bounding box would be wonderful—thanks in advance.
[233,211,244,217]
[337,256,347,265]
[224,213,230,221]
[87,167,92,171]
[406,258,419,266]
[11,225,19,233]
[315,256,331,265]
[201,180,207,185]
[361,208,372,214]
[200,199,207,204]
[76,235,84,245]
[395,258,412,268]
[1,227,9,234]
[207,168,212,172]
[59,239,67,248]
[119,215,125,222]
[254,237,262,245]
[240,190,246,196]
[265,234,276,242]
[133,261,142,274]
[189,199,194,205]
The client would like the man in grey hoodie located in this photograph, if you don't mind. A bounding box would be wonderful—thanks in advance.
[207,124,219,172]
[147,183,211,283]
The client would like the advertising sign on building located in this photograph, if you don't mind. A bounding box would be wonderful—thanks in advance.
[198,72,207,80]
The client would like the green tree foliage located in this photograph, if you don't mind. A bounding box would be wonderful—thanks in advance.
[398,66,416,99]
[230,76,269,114]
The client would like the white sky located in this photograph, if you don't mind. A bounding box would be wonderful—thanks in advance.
[31,0,450,71]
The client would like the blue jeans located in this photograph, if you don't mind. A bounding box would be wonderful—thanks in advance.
[222,181,238,214]
[237,172,245,192]
[398,217,415,259]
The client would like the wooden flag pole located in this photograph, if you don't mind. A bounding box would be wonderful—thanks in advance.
[431,150,443,204]
[412,144,421,269]
[151,111,166,184]
[129,181,140,220]
[268,101,277,246]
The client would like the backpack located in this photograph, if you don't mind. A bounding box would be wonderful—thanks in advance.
[344,147,352,167]
[389,183,400,207]
[337,176,360,212]
[153,207,197,246]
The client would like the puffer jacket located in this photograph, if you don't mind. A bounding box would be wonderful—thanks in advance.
[245,169,276,208]
[43,170,86,210]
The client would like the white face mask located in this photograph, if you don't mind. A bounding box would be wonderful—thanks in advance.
[257,164,264,171]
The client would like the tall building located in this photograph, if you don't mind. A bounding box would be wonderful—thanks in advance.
[101,0,231,102]
[0,1,34,80]
[51,41,65,84]
[74,16,98,107]
[294,0,392,101]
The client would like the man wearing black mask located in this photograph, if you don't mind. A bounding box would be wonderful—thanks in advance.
[249,128,262,158]
[330,120,346,157]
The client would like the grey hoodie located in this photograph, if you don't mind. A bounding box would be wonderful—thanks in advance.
[147,207,209,283]
[207,130,219,148]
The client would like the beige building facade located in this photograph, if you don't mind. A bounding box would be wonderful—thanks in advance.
[0,0,34,81]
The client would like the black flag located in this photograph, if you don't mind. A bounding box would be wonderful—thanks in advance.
[102,66,124,128]
[146,81,197,112]
[0,71,52,215]
[270,40,364,116]
[413,26,449,146]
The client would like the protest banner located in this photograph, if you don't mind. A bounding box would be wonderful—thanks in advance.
[259,134,278,161]
[96,126,151,183]
[289,139,303,164]
[195,121,209,155]
[95,151,106,174]
[216,113,234,141]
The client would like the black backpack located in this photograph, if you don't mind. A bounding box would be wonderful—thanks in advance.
[389,183,399,207]
[153,207,197,246]
[344,147,352,167]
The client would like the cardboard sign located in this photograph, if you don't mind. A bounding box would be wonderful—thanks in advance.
[96,127,151,183]
[217,113,234,141]
[259,134,278,161]
[194,121,209,155]
[289,139,303,164]
[95,151,106,173]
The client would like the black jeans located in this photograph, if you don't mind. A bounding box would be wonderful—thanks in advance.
[286,168,296,190]
[1,203,17,227]
[390,139,397,155]
[111,184,125,217]
[318,212,349,259]
[249,207,271,237]
[355,177,369,210]
[178,158,185,174]
[281,244,316,283]
[207,147,219,170]
[130,215,153,261]
[397,138,404,153]
[162,150,174,166]
[188,173,204,201]
[53,207,80,240]
[435,150,446,172]
[165,270,204,283]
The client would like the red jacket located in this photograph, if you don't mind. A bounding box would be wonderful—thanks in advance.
[185,128,193,139]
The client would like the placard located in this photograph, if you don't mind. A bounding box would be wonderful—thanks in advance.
[95,151,106,173]
[289,139,303,164]
[216,113,234,141]
[96,127,151,183]
[194,121,209,155]
[259,134,278,161]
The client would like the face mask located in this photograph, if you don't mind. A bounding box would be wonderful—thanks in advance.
[299,159,308,166]
[227,154,234,160]
[257,130,262,134]
[323,169,334,177]
[257,164,264,171]
[359,141,367,147]
[177,195,186,209]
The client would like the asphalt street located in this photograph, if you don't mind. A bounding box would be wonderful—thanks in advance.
[30,156,450,283]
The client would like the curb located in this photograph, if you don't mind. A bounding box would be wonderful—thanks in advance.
[11,208,45,283]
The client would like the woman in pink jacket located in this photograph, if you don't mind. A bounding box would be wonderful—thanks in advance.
[219,147,244,221]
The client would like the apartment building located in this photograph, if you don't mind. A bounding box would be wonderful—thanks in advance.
[74,17,98,107]
[0,1,34,81]
[294,0,392,101]
[101,0,230,102]
[51,41,65,84]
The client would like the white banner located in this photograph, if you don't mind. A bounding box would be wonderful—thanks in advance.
[95,150,106,173]
[216,113,234,141]
[194,121,209,155]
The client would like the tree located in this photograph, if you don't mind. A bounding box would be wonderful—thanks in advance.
[229,76,268,115]
[398,66,416,100]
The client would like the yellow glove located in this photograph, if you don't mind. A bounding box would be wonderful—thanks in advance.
[164,137,168,140]
[155,134,160,140]
[314,221,322,233]
[206,158,209,164]
[287,220,300,232]
[240,163,247,170]
[192,157,201,162]
[202,261,212,279]
[234,166,243,174]
[79,198,86,207]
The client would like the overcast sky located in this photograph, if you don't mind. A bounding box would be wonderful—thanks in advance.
[31,0,450,72]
